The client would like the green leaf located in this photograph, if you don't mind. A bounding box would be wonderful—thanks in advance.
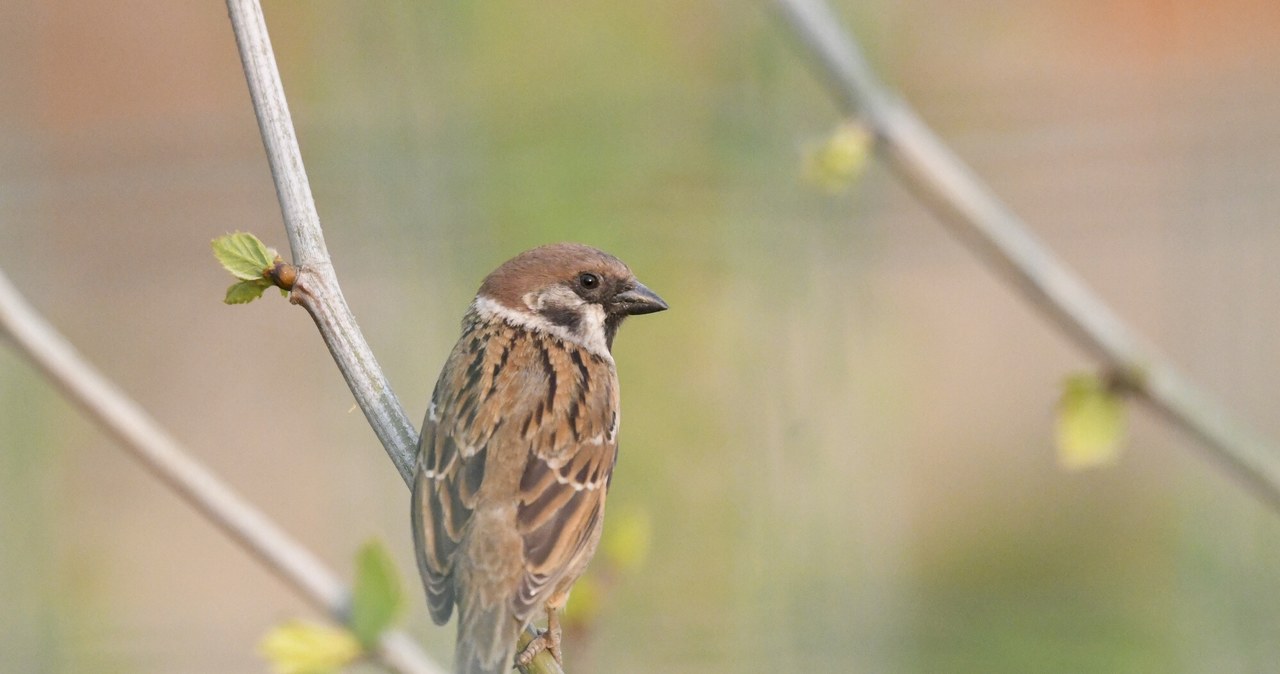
[224,278,273,305]
[259,620,362,674]
[350,540,403,648]
[1056,373,1127,470]
[212,232,276,281]
[804,121,872,194]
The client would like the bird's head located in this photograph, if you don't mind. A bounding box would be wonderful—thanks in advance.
[474,243,668,355]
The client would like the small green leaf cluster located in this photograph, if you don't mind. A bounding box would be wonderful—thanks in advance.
[212,232,286,304]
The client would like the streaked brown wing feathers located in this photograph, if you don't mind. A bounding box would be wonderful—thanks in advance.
[512,337,619,620]
[413,322,509,622]
[413,317,620,624]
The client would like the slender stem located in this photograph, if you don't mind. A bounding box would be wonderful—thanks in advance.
[226,0,418,485]
[771,0,1280,510]
[224,0,324,266]
[224,2,563,671]
[0,268,444,674]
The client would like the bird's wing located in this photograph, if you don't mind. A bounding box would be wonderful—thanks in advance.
[413,320,620,625]
[412,322,500,625]
[512,338,619,621]
[512,439,614,620]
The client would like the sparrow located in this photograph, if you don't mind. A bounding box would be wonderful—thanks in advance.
[411,243,667,674]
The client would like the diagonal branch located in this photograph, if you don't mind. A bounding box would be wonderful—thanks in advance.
[0,267,444,674]
[771,0,1280,510]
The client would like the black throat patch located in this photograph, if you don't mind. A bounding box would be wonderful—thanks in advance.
[541,304,582,333]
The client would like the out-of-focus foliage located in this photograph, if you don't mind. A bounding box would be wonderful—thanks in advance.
[350,540,404,648]
[804,121,873,193]
[259,621,362,674]
[257,540,403,673]
[564,507,653,629]
[1056,373,1127,470]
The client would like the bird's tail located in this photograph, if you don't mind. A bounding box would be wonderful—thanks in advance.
[455,598,519,674]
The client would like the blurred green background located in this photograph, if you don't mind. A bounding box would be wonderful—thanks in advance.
[4,1,1280,672]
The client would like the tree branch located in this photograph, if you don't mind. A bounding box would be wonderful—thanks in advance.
[224,1,563,671]
[227,0,417,485]
[0,267,444,674]
[771,0,1280,510]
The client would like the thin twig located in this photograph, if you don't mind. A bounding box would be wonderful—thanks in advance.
[227,0,417,485]
[224,1,564,671]
[0,268,444,674]
[771,0,1280,509]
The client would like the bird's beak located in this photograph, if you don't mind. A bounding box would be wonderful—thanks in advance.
[612,282,668,315]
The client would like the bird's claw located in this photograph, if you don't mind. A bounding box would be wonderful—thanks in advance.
[515,629,549,668]
[514,612,564,668]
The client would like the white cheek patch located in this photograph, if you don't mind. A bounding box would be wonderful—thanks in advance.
[473,295,614,362]
[578,303,607,346]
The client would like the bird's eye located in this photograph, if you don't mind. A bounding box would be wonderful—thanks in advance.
[578,272,600,290]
